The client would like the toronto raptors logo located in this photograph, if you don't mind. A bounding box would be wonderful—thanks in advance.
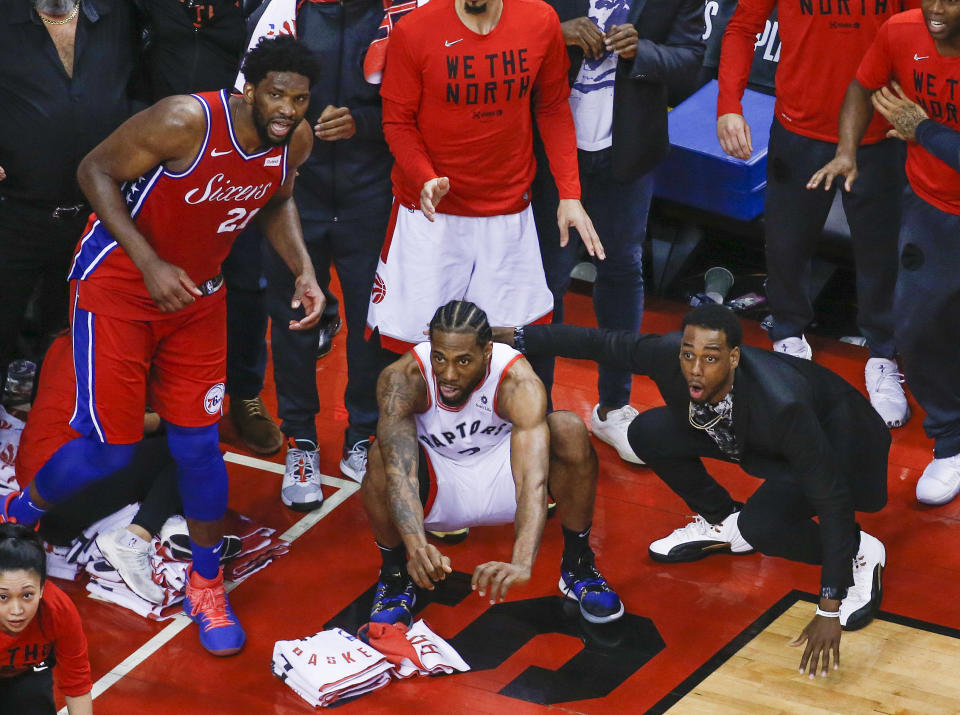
[371,273,387,304]
[204,383,226,415]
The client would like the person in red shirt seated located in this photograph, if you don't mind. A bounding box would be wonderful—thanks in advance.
[0,523,92,714]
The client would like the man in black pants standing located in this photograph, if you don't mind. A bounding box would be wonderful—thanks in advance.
[0,0,137,385]
[268,0,395,510]
[496,304,889,679]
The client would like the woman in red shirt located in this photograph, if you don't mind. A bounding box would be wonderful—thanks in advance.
[0,523,92,714]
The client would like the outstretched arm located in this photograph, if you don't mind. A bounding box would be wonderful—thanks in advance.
[472,359,549,603]
[494,323,668,378]
[376,357,451,589]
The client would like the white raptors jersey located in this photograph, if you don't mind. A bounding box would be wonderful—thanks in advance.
[411,341,524,462]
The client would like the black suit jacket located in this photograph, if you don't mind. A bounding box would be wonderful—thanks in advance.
[543,0,705,180]
[522,324,891,592]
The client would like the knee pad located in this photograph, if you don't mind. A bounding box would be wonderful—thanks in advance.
[33,438,136,504]
[165,423,228,522]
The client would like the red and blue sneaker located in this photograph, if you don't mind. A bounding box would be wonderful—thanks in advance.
[183,567,246,656]
[370,568,416,627]
[559,555,624,624]
[1,491,40,530]
[0,491,16,523]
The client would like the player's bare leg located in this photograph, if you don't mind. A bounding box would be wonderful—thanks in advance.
[546,411,597,532]
[547,410,624,623]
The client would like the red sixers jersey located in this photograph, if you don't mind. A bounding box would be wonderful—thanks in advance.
[69,89,288,319]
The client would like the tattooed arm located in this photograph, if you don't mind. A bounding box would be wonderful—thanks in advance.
[471,358,550,603]
[872,80,929,141]
[376,355,451,589]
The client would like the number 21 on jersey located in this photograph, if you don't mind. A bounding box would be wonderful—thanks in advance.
[217,207,260,234]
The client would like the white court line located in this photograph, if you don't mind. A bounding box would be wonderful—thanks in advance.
[61,452,360,712]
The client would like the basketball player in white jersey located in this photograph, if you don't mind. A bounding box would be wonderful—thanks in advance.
[361,300,623,626]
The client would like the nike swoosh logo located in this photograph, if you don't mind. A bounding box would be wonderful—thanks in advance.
[445,39,463,47]
[914,54,929,60]
[211,148,231,157]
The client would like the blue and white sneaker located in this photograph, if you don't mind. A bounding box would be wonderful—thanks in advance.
[184,567,245,656]
[370,569,416,627]
[559,557,624,624]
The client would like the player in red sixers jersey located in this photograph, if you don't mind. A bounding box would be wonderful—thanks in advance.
[1,37,323,657]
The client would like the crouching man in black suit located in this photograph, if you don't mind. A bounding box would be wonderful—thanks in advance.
[494,304,890,679]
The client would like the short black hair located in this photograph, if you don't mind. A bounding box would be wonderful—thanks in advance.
[429,301,492,347]
[681,304,743,349]
[0,522,47,586]
[241,35,320,88]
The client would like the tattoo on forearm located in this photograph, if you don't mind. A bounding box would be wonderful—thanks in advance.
[378,368,424,536]
[380,370,416,417]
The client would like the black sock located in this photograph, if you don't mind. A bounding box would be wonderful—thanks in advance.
[376,542,407,577]
[561,524,592,570]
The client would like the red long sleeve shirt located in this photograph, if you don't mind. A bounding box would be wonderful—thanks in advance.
[381,0,580,216]
[858,9,960,214]
[0,582,92,697]
[718,0,917,144]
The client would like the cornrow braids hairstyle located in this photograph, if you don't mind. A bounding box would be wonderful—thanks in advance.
[429,300,493,347]
[0,522,47,586]
[241,35,321,88]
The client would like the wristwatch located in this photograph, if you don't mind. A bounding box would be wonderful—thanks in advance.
[820,585,847,601]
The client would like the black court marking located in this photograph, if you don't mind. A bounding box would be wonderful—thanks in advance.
[323,570,475,633]
[328,570,664,705]
[646,589,960,714]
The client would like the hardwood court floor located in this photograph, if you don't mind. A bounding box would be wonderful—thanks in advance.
[52,292,960,714]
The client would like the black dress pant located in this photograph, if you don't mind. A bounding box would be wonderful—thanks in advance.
[0,198,89,377]
[627,406,843,566]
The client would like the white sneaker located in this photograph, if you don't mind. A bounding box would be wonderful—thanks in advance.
[772,335,812,360]
[95,527,165,604]
[648,511,754,563]
[865,358,910,428]
[339,438,370,483]
[589,404,644,464]
[157,516,241,563]
[916,453,960,505]
[839,531,886,630]
[281,440,324,512]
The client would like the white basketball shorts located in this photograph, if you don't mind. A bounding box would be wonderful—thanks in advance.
[366,201,554,352]
[421,438,517,533]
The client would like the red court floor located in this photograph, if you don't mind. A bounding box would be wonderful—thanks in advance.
[53,291,960,714]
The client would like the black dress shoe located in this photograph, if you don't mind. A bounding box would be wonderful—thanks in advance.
[316,314,342,359]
